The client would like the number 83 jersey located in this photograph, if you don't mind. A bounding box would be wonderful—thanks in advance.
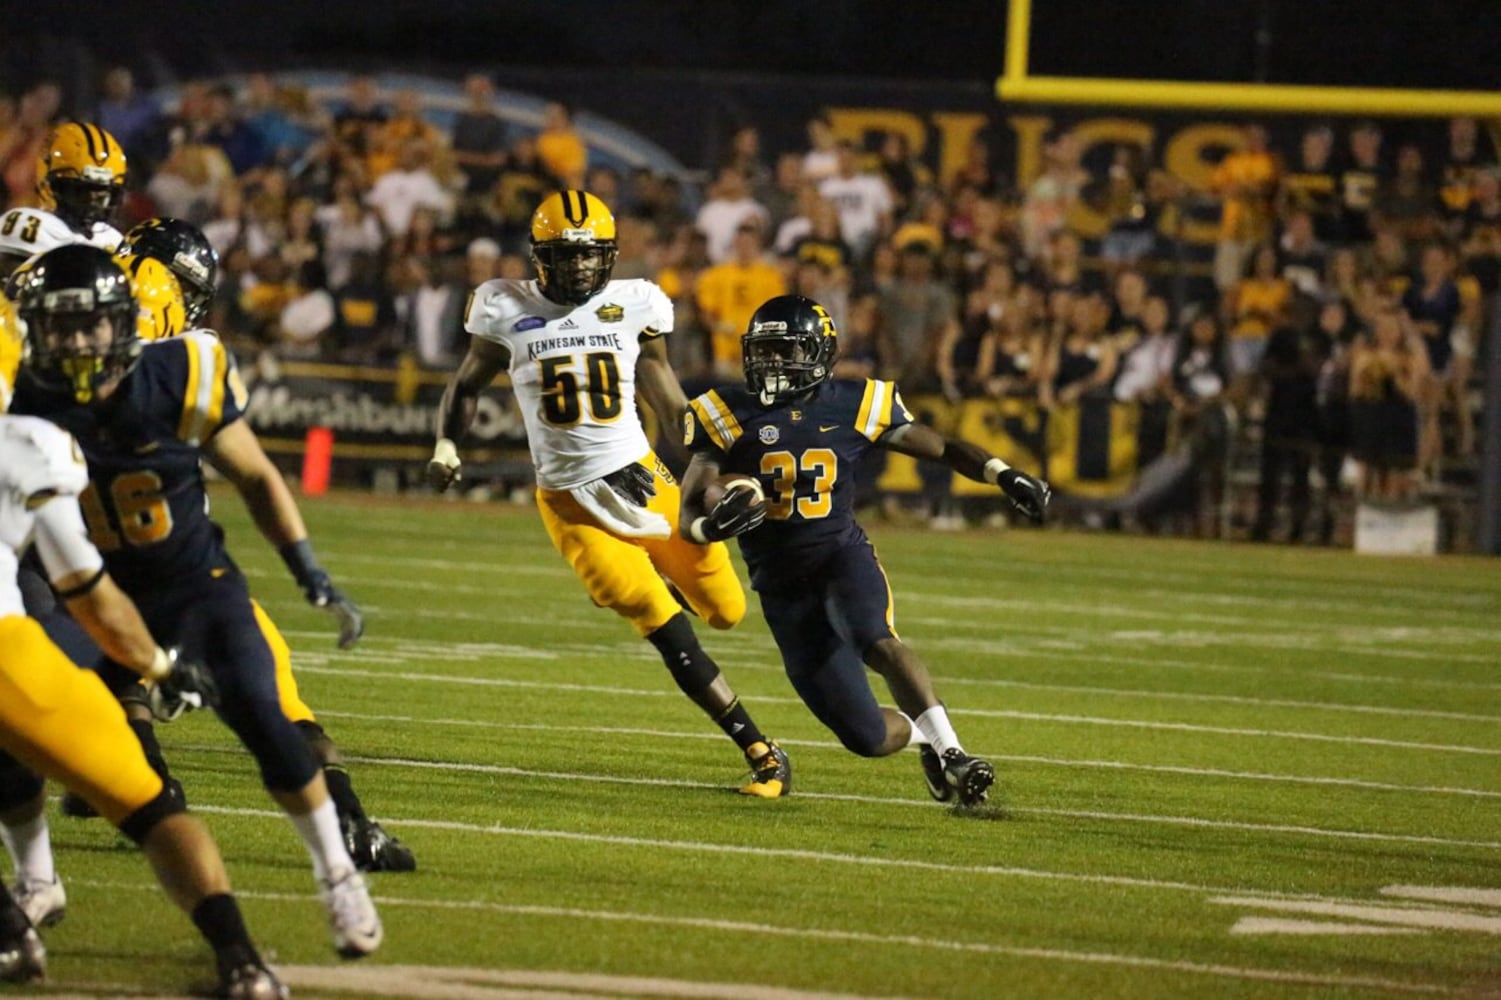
[465,278,673,490]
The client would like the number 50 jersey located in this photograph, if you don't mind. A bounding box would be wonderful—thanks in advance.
[464,278,673,491]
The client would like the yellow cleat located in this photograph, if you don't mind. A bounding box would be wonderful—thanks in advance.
[738,740,791,798]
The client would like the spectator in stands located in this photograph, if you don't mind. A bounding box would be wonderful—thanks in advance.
[465,236,501,287]
[0,82,60,206]
[891,191,948,256]
[274,259,333,360]
[695,165,769,264]
[403,255,469,368]
[1314,299,1357,544]
[876,131,923,219]
[536,101,586,189]
[1099,144,1158,273]
[801,114,840,184]
[948,134,999,198]
[1042,292,1117,410]
[242,73,319,169]
[1211,124,1280,299]
[1115,294,1177,466]
[388,203,456,262]
[334,250,399,363]
[1252,297,1327,543]
[1439,117,1495,232]
[366,140,453,237]
[1226,243,1291,384]
[1324,246,1373,323]
[1375,144,1441,242]
[1279,209,1328,298]
[1021,130,1086,260]
[1459,169,1501,296]
[612,215,660,281]
[1349,305,1426,500]
[1280,124,1341,244]
[1169,309,1231,537]
[819,141,895,262]
[976,286,1044,400]
[832,293,881,380]
[788,201,852,292]
[1366,226,1411,298]
[451,74,508,200]
[695,222,787,379]
[370,90,445,181]
[195,83,264,175]
[1106,269,1149,348]
[151,134,233,227]
[278,196,323,273]
[877,241,958,393]
[792,259,849,336]
[1403,242,1472,469]
[319,183,384,287]
[763,152,806,232]
[334,75,388,167]
[772,183,819,255]
[723,124,772,204]
[95,67,161,154]
[489,133,549,252]
[1339,122,1384,244]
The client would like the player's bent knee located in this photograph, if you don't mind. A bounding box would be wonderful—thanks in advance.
[117,783,185,846]
[218,697,320,792]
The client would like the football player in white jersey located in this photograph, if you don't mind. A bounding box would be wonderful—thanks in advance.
[430,190,791,797]
[0,122,127,279]
[0,414,285,997]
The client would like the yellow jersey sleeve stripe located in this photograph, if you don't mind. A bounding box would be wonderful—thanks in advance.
[701,389,743,449]
[687,399,723,450]
[857,379,893,441]
[177,338,203,441]
[203,340,229,438]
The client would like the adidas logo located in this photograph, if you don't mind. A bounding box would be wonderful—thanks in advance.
[559,318,580,330]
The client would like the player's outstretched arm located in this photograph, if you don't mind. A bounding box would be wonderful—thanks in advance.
[203,420,364,648]
[430,336,510,491]
[881,422,1051,524]
[635,336,690,464]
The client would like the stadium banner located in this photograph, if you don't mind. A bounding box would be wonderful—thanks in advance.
[242,361,522,466]
[1045,397,1141,498]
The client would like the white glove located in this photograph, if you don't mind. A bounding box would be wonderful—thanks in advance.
[428,437,462,492]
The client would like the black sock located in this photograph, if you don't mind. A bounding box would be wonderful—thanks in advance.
[128,718,173,784]
[0,885,28,937]
[323,764,367,825]
[191,893,258,971]
[714,698,767,754]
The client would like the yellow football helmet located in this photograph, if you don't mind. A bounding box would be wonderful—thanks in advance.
[38,122,128,230]
[122,254,186,341]
[529,190,617,305]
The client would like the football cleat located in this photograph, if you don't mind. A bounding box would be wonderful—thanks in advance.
[919,745,953,804]
[938,748,995,807]
[12,877,64,929]
[59,790,97,819]
[343,816,417,873]
[220,961,289,1000]
[0,927,45,984]
[738,740,791,799]
[319,870,383,959]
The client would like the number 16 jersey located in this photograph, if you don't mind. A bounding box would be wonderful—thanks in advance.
[464,278,673,490]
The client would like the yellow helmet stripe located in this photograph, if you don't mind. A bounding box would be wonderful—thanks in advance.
[561,190,588,226]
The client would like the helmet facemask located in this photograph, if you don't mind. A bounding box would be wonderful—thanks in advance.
[532,240,617,306]
[743,324,833,406]
[48,175,125,231]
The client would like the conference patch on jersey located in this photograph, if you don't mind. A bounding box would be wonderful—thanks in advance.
[758,425,780,445]
[514,316,546,332]
[594,304,624,323]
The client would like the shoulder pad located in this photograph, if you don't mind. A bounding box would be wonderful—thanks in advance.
[0,415,89,501]
[464,279,533,342]
[146,333,246,444]
[603,279,674,337]
[0,207,80,259]
[854,379,912,441]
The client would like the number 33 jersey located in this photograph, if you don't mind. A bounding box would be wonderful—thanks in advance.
[10,332,248,593]
[464,278,673,490]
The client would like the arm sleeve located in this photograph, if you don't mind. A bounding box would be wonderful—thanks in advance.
[33,496,106,585]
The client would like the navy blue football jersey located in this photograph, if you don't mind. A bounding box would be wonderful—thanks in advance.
[12,332,248,593]
[684,378,912,588]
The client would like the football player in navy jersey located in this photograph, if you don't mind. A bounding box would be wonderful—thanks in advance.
[10,245,383,959]
[679,295,1050,806]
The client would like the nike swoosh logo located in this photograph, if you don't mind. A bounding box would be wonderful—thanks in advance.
[134,441,161,454]
[819,425,839,432]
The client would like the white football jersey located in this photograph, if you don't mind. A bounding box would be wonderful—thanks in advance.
[0,415,93,617]
[465,278,673,490]
[0,206,123,263]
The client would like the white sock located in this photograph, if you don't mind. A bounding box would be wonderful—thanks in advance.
[900,713,929,747]
[914,706,962,757]
[0,815,55,886]
[290,799,355,884]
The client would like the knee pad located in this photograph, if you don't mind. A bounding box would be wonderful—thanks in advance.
[0,754,43,812]
[117,783,185,845]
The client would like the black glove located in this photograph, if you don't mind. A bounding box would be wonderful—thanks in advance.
[602,462,657,507]
[998,469,1051,523]
[148,648,220,722]
[699,486,767,541]
[280,540,365,649]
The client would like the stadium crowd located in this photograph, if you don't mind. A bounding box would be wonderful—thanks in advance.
[1,71,1494,544]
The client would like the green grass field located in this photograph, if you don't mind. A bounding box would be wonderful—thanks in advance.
[19,491,1501,999]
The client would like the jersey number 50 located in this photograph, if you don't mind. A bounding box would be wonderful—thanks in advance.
[539,352,622,426]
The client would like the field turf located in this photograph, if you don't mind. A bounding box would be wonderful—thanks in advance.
[18,490,1501,999]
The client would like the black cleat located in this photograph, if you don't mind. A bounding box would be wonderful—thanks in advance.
[919,745,953,803]
[738,740,791,798]
[59,790,97,819]
[0,927,45,984]
[343,817,416,873]
[220,961,288,999]
[939,748,995,807]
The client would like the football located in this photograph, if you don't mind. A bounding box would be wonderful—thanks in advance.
[703,473,765,510]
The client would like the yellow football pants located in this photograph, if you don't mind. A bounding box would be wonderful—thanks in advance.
[252,599,316,725]
[0,615,163,825]
[537,454,746,636]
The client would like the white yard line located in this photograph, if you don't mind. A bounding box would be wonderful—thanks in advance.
[308,710,1501,799]
[69,880,1457,997]
[286,664,1501,756]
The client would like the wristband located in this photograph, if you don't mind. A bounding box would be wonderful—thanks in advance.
[982,458,1012,485]
[278,538,322,588]
[687,517,710,544]
[146,646,173,682]
[433,437,460,466]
